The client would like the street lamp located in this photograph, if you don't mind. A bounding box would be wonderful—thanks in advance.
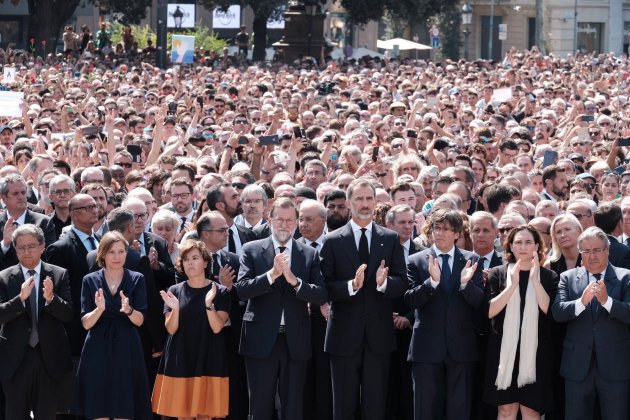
[303,0,319,57]
[172,6,184,29]
[461,2,473,60]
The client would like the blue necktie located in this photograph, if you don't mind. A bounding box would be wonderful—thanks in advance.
[87,236,97,252]
[440,254,452,294]
[27,269,39,347]
[591,273,602,317]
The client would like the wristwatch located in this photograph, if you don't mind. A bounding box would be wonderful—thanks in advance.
[206,303,216,311]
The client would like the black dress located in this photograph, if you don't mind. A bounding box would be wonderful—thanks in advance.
[483,264,558,413]
[152,280,231,418]
[71,269,152,419]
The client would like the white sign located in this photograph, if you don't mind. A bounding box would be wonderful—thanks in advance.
[577,127,591,142]
[213,5,241,29]
[498,24,507,41]
[431,25,440,37]
[0,91,24,117]
[3,67,15,84]
[167,4,196,29]
[491,87,512,104]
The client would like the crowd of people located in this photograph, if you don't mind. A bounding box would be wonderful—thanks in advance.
[0,41,630,420]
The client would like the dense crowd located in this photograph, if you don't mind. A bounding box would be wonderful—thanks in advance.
[1,41,630,420]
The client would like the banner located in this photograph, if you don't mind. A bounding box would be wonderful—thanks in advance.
[171,35,195,64]
[0,91,23,117]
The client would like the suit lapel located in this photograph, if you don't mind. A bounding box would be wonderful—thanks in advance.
[603,264,620,306]
[451,248,467,295]
[340,223,361,269]
[290,239,305,280]
[38,263,52,313]
[367,223,385,280]
[70,229,89,255]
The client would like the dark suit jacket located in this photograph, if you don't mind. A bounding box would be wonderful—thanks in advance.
[236,237,327,361]
[213,249,243,337]
[552,264,630,382]
[405,247,484,363]
[26,187,38,206]
[45,229,91,356]
[143,231,175,291]
[320,222,408,356]
[607,235,630,270]
[0,209,56,269]
[0,262,73,380]
[86,247,166,352]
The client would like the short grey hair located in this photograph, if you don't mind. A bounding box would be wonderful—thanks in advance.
[304,159,328,175]
[12,224,45,247]
[385,204,415,225]
[0,174,27,196]
[470,211,498,230]
[107,207,135,233]
[80,167,104,183]
[241,184,269,207]
[49,174,75,193]
[299,199,326,219]
[578,226,610,251]
[152,209,180,230]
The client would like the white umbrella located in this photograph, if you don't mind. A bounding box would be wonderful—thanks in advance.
[352,47,384,59]
[376,38,432,51]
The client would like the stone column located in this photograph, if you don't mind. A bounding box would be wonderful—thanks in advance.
[609,0,623,53]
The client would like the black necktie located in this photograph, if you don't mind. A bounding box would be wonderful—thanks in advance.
[212,253,221,279]
[310,241,318,248]
[27,269,38,347]
[180,217,187,232]
[358,228,369,265]
[440,254,453,294]
[478,256,487,270]
[278,246,286,254]
[591,273,602,317]
[228,228,236,253]
[277,246,287,292]
[87,236,97,252]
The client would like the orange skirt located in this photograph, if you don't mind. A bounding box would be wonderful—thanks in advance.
[152,374,229,417]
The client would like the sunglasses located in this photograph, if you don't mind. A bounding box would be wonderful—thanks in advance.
[115,162,132,168]
[391,144,403,149]
[232,182,247,190]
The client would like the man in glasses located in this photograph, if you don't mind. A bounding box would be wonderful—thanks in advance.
[593,202,630,270]
[169,178,195,233]
[235,185,267,230]
[48,175,76,240]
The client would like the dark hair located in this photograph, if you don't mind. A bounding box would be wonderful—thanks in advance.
[206,183,228,210]
[170,177,193,194]
[503,225,545,264]
[427,209,464,235]
[324,189,346,207]
[542,165,564,184]
[594,202,622,234]
[173,161,197,181]
[176,240,210,275]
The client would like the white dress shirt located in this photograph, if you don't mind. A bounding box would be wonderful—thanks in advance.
[574,269,612,315]
[266,238,302,326]
[347,220,387,295]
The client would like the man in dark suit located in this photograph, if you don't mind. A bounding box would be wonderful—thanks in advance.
[0,174,56,269]
[405,209,483,420]
[319,178,408,420]
[469,211,502,420]
[297,199,332,420]
[0,224,73,419]
[236,198,327,420]
[206,183,256,252]
[197,211,247,420]
[594,202,630,270]
[552,226,630,419]
[385,204,423,420]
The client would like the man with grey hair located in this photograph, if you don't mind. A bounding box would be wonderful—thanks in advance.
[48,174,76,239]
[24,154,54,205]
[0,224,72,419]
[553,226,630,419]
[497,213,527,250]
[79,167,105,187]
[0,174,55,269]
[235,184,268,229]
[567,199,596,231]
[470,211,502,270]
[302,160,328,191]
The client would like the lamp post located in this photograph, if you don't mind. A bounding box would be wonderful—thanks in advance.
[303,0,319,57]
[156,0,167,69]
[462,2,473,60]
[489,0,494,60]
[172,6,184,29]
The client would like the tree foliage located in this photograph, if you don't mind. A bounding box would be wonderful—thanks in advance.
[341,0,459,26]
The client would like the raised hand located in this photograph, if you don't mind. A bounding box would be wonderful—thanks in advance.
[119,290,131,314]
[20,276,35,302]
[460,260,479,285]
[160,290,179,310]
[218,265,236,290]
[42,276,54,303]
[94,288,106,311]
[375,260,388,287]
[352,264,367,291]
[3,218,16,248]
[205,281,217,307]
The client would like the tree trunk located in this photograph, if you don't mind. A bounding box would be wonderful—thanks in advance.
[252,11,269,62]
[28,0,81,56]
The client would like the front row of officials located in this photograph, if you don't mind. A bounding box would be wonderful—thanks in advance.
[0,178,629,420]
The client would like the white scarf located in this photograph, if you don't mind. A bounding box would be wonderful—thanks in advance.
[495,263,539,390]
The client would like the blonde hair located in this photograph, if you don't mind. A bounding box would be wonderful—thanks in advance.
[548,213,582,263]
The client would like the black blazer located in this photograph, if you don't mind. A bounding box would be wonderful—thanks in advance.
[45,229,91,356]
[0,209,56,269]
[236,237,327,361]
[552,264,630,382]
[143,231,175,291]
[319,222,408,356]
[213,249,243,336]
[26,187,38,205]
[405,247,484,363]
[607,235,630,270]
[0,262,73,380]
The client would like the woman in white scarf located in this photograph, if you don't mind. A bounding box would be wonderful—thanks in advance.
[483,226,559,420]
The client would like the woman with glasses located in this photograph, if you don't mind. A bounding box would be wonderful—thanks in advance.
[72,231,151,420]
[152,241,230,419]
[484,226,558,420]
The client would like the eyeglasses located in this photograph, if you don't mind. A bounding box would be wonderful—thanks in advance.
[171,192,191,200]
[234,120,248,125]
[134,212,149,221]
[498,227,513,234]
[72,204,98,212]
[391,144,403,149]
[204,228,229,234]
[585,106,596,111]
[16,244,40,253]
[132,95,143,99]
[85,179,104,184]
[232,182,247,190]
[580,247,606,256]
[254,130,266,135]
[394,122,405,126]
[273,217,297,226]
[115,162,132,168]
[571,142,586,147]
[202,133,214,139]
[51,189,73,196]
